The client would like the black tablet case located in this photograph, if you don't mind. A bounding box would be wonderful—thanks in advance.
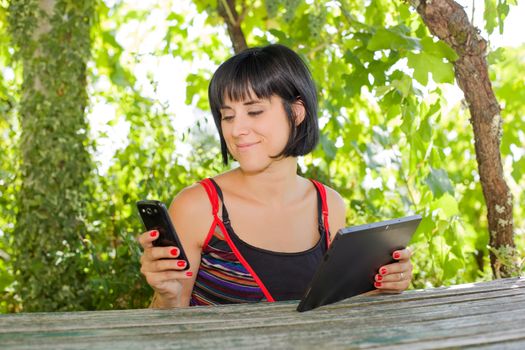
[297,215,422,312]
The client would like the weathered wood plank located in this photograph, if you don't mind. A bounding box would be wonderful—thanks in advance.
[1,291,524,347]
[1,277,522,328]
[464,340,525,350]
[2,277,523,325]
[2,310,525,350]
[0,278,523,349]
[0,288,523,337]
[1,283,523,333]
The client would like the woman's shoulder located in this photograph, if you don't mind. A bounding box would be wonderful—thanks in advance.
[323,184,345,207]
[168,180,216,247]
[169,181,213,215]
[308,179,345,208]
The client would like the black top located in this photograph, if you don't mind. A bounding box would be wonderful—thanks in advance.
[209,179,329,301]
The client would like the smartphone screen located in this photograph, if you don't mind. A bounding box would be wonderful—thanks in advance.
[137,200,190,270]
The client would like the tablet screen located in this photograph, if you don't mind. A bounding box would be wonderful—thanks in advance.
[297,215,422,312]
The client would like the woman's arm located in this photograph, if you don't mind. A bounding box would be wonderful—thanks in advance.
[143,184,212,308]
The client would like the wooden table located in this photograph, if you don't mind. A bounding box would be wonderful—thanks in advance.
[1,277,524,349]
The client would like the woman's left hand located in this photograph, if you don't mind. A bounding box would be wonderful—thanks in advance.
[374,248,413,293]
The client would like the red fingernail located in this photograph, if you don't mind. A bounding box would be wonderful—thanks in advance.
[376,274,383,281]
[380,268,387,275]
[150,230,158,237]
[186,271,193,277]
[375,282,382,288]
[393,252,401,259]
[177,261,186,267]
[170,248,179,256]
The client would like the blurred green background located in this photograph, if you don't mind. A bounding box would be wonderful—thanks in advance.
[0,0,523,312]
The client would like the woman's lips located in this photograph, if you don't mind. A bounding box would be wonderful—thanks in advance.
[236,142,259,150]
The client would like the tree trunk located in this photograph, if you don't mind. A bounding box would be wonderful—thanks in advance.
[8,0,94,311]
[217,0,248,53]
[410,0,517,278]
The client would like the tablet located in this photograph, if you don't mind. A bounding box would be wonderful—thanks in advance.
[296,215,422,312]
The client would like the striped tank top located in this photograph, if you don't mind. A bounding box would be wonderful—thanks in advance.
[189,178,331,306]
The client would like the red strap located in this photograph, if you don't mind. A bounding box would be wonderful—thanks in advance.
[199,179,219,215]
[198,179,220,249]
[197,178,275,302]
[310,179,331,248]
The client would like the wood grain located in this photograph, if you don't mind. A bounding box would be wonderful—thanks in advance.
[1,277,524,349]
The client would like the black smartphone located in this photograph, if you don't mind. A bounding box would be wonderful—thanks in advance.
[136,200,190,270]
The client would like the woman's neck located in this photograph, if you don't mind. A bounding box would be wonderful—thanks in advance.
[231,157,304,207]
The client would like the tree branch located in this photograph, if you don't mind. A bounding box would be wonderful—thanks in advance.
[217,0,248,53]
[219,0,236,25]
[410,0,517,278]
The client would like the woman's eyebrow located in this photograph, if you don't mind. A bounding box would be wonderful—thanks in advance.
[220,100,264,109]
[243,100,264,106]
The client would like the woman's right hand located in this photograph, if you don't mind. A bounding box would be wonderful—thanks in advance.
[138,230,193,307]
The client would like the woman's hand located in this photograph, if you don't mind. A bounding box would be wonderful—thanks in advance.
[374,248,413,293]
[138,230,193,307]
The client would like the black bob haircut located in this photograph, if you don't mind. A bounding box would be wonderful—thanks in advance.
[208,44,319,165]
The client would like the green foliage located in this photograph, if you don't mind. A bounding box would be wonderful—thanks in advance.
[77,0,229,310]
[0,0,20,313]
[7,0,95,311]
[0,0,523,312]
[488,44,525,262]
[484,0,517,35]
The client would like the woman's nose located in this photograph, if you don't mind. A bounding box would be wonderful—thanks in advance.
[231,115,250,137]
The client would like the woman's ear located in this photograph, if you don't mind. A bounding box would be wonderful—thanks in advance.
[292,100,306,126]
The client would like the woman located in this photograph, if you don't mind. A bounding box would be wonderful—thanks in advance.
[138,44,413,308]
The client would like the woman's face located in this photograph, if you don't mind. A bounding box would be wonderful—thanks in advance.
[219,93,293,173]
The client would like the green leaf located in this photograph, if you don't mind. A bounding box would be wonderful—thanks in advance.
[343,70,369,98]
[487,47,506,65]
[443,257,463,280]
[421,37,458,62]
[484,0,498,34]
[496,1,510,34]
[425,102,441,118]
[268,29,288,41]
[511,157,525,182]
[319,133,337,160]
[434,193,460,217]
[420,115,432,143]
[391,73,412,98]
[407,51,455,85]
[414,215,436,241]
[425,167,454,198]
[407,52,429,85]
[367,27,420,51]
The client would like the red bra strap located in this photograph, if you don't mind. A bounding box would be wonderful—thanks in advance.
[198,178,220,249]
[199,178,219,215]
[310,179,331,248]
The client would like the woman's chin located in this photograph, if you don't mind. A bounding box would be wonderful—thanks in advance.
[237,160,271,175]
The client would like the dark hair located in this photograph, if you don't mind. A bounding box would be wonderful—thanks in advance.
[208,44,319,165]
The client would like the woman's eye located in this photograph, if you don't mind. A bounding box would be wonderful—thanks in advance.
[221,116,234,121]
[248,110,263,116]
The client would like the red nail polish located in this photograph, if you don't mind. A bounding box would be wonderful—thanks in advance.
[376,274,383,281]
[170,248,179,256]
[393,252,401,259]
[375,282,382,288]
[380,268,387,275]
[186,271,193,277]
[150,230,158,237]
[177,260,186,267]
